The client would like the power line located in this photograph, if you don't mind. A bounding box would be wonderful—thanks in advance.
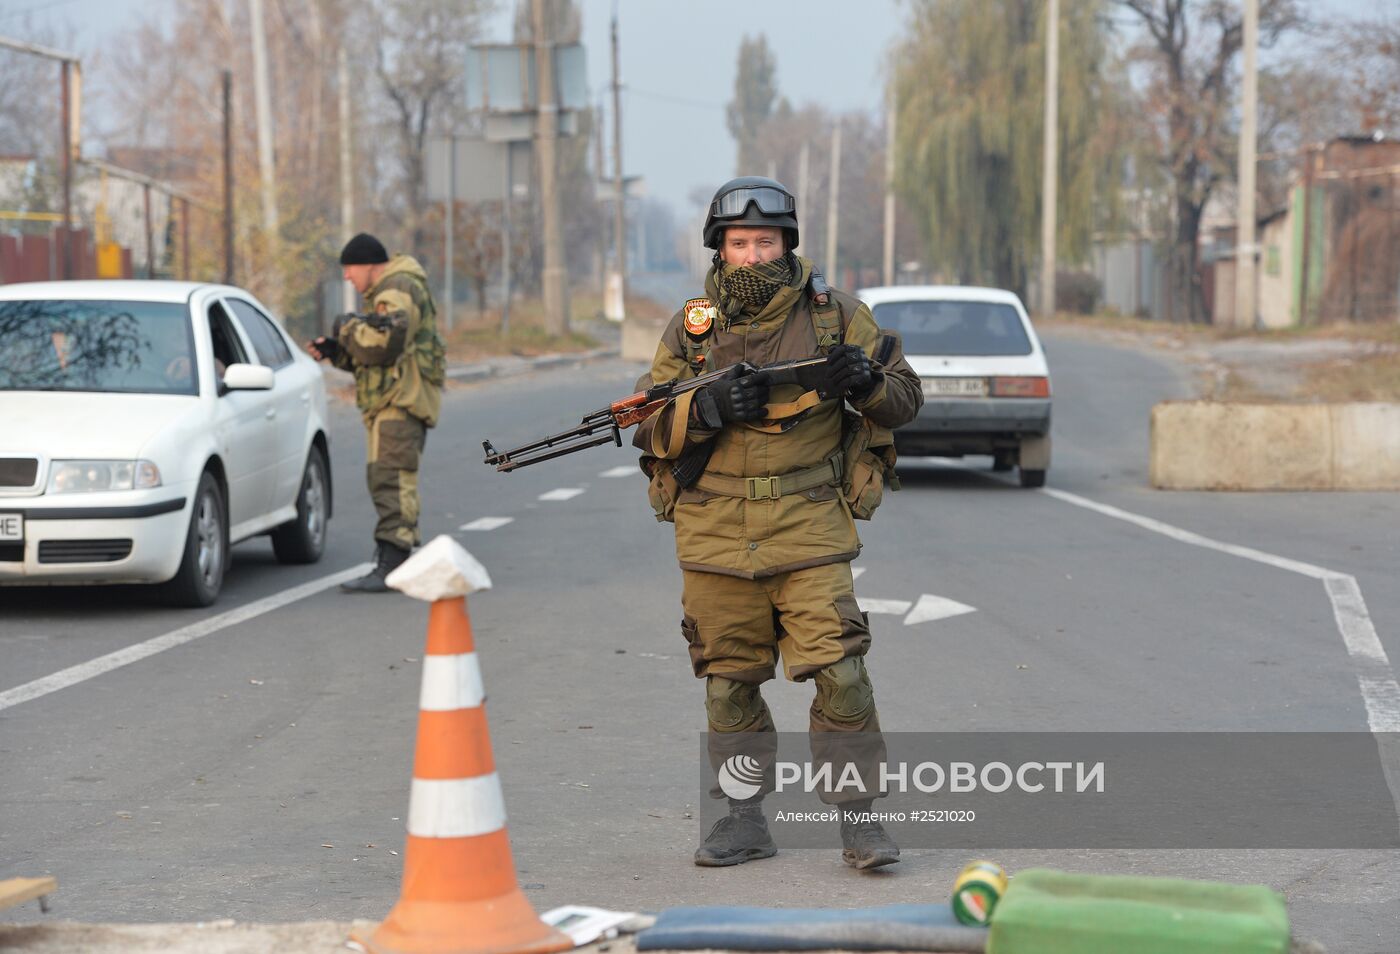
[626,87,724,111]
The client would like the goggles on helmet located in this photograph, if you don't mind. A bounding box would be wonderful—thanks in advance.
[710,186,796,220]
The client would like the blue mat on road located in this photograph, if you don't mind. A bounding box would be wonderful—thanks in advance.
[634,903,988,952]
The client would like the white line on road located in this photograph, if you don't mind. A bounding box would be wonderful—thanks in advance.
[599,466,637,478]
[0,563,373,714]
[851,567,867,580]
[538,488,585,501]
[459,517,514,531]
[858,597,912,616]
[1042,486,1400,733]
[904,594,978,626]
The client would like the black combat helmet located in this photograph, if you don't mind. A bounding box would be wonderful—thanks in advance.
[702,176,799,250]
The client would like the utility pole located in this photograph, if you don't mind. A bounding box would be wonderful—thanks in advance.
[592,94,606,289]
[60,60,73,279]
[610,9,626,318]
[1039,0,1059,319]
[797,141,810,226]
[532,0,570,333]
[1234,0,1259,330]
[825,121,842,282]
[444,135,456,332]
[249,0,279,239]
[338,46,354,313]
[882,90,896,286]
[143,182,154,279]
[222,69,235,285]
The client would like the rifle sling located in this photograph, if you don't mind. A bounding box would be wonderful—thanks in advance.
[744,389,824,434]
[650,388,698,459]
[695,452,843,501]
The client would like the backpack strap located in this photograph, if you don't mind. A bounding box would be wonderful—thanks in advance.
[808,268,844,353]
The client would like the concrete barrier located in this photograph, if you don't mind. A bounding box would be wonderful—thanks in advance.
[1150,401,1400,490]
[621,316,667,363]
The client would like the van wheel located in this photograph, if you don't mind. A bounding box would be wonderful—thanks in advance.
[163,472,227,607]
[992,449,1016,472]
[1019,467,1047,488]
[271,446,329,564]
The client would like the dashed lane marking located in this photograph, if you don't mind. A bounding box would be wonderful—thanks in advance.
[459,517,514,531]
[600,466,637,478]
[0,563,374,713]
[538,488,585,501]
[851,567,867,580]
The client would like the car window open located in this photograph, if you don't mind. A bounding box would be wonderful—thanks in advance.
[226,298,293,369]
[207,300,248,391]
[0,299,197,395]
[872,300,1033,356]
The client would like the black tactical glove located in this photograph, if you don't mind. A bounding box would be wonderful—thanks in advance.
[307,335,341,362]
[825,343,878,401]
[693,370,771,429]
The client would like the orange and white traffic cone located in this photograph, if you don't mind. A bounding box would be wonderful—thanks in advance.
[352,536,572,954]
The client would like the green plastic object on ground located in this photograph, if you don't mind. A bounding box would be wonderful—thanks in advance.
[987,868,1290,954]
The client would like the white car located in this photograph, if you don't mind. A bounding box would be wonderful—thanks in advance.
[859,285,1052,487]
[0,281,333,605]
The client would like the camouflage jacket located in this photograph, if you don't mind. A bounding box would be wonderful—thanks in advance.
[333,254,445,426]
[633,256,923,578]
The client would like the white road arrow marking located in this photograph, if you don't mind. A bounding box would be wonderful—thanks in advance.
[903,594,978,626]
[599,466,636,478]
[459,517,514,531]
[538,488,585,501]
[857,597,912,615]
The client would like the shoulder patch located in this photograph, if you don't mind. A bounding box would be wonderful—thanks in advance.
[682,298,716,339]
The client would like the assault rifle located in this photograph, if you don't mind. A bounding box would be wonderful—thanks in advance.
[482,354,835,472]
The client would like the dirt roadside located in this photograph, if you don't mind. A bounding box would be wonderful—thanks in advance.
[1037,316,1400,403]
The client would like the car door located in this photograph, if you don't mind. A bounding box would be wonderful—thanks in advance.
[224,297,309,512]
[205,297,279,532]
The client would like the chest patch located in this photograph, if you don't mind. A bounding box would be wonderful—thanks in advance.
[682,298,716,339]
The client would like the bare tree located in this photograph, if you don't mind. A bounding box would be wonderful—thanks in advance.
[1116,0,1301,323]
[359,0,495,249]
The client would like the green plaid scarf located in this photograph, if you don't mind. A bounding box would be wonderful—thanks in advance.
[715,255,796,321]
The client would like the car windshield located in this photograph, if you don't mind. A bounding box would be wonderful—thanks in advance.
[872,299,1033,356]
[0,299,197,395]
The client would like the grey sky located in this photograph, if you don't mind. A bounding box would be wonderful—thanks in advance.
[3,0,1383,218]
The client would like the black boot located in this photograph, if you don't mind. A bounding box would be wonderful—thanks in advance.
[340,542,411,593]
[694,799,777,867]
[840,801,900,870]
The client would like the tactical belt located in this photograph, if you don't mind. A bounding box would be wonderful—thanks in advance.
[695,453,843,501]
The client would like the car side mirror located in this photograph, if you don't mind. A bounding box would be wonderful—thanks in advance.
[222,363,274,390]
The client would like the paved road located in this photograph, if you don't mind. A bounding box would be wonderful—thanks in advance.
[3,331,1398,951]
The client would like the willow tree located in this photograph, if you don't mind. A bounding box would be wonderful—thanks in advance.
[894,0,1117,295]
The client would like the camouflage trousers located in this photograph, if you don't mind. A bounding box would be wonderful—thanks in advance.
[680,562,887,805]
[365,407,427,550]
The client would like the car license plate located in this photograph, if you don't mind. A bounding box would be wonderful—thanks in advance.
[0,512,21,542]
[923,377,987,397]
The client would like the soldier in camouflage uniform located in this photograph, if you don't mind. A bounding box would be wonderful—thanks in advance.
[635,178,923,869]
[307,233,445,593]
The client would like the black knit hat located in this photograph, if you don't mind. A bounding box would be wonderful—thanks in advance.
[339,232,389,266]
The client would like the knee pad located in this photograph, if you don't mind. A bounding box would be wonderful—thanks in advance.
[813,656,875,725]
[706,676,767,732]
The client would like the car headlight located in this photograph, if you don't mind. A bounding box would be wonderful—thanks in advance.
[47,460,163,494]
